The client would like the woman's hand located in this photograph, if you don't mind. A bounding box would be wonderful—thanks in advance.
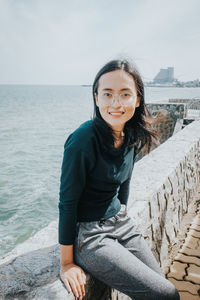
[60,263,86,299]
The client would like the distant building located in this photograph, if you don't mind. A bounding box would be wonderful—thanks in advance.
[154,67,174,84]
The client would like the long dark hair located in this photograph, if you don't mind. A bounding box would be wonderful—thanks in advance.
[92,59,159,155]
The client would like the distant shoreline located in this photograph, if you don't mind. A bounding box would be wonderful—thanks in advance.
[0,83,199,88]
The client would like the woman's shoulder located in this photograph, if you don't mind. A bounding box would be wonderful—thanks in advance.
[64,120,95,153]
[75,120,94,134]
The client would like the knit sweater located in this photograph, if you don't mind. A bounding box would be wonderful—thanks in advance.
[58,120,137,245]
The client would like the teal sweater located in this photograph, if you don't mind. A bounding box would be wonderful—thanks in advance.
[58,120,137,245]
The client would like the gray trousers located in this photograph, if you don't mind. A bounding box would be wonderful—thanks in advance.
[74,204,180,300]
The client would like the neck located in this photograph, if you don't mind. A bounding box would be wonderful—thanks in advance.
[113,130,125,139]
[111,125,125,137]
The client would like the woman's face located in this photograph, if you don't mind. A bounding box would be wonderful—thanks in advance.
[95,69,140,132]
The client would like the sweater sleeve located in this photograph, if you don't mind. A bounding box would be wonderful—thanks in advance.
[118,148,138,206]
[58,139,90,245]
[118,177,131,206]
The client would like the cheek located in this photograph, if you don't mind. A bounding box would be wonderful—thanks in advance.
[99,105,109,115]
[125,106,135,118]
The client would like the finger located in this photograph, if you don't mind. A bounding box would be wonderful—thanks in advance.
[68,278,79,299]
[81,270,86,282]
[77,276,85,297]
[77,273,85,296]
[81,271,87,284]
[74,277,84,299]
[62,278,72,294]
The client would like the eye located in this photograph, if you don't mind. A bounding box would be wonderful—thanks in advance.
[103,92,112,97]
[120,93,131,98]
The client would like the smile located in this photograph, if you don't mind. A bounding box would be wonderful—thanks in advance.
[109,112,124,115]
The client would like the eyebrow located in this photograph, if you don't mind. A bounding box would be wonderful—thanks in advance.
[102,88,133,92]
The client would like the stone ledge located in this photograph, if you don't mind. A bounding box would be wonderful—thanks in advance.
[0,245,60,299]
[0,245,111,300]
[128,120,200,270]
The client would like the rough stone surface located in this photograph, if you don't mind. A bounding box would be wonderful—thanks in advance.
[128,120,200,270]
[184,235,200,250]
[0,120,200,299]
[190,223,200,231]
[179,291,200,300]
[168,278,200,295]
[167,261,187,280]
[166,200,200,298]
[187,229,200,238]
[175,253,200,266]
[0,245,60,299]
[179,246,200,257]
[135,103,185,161]
[186,265,200,285]
[0,245,111,300]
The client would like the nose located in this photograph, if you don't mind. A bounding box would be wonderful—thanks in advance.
[111,94,122,106]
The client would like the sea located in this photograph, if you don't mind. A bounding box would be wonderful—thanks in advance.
[0,85,200,258]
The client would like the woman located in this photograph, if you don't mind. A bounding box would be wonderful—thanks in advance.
[58,59,180,300]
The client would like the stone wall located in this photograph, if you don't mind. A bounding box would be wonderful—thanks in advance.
[136,103,185,161]
[127,119,200,271]
[0,120,199,300]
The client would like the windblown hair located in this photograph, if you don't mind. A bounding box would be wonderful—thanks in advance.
[92,59,159,155]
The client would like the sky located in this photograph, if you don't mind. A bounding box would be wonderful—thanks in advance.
[0,0,199,85]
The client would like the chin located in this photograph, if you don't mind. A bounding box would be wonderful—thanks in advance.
[106,119,125,129]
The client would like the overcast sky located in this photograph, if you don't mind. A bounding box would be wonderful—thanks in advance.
[0,0,199,85]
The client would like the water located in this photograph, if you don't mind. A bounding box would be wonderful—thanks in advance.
[0,85,200,258]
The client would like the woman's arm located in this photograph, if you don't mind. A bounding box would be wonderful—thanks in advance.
[59,140,90,245]
[118,177,131,206]
[60,244,74,266]
[118,148,138,205]
[58,135,91,299]
[59,244,86,300]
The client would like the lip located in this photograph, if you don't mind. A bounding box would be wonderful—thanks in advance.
[109,112,125,115]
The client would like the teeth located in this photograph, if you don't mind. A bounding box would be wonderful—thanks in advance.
[110,113,123,115]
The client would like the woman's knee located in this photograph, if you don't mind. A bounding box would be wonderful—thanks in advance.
[147,279,180,300]
[163,282,180,300]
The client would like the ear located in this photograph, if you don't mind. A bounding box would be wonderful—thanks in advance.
[94,92,99,107]
[136,96,140,108]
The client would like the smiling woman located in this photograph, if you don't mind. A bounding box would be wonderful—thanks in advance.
[58,59,180,300]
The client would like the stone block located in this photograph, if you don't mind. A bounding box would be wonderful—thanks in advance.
[23,280,74,300]
[184,235,200,250]
[169,278,200,295]
[174,253,200,266]
[187,229,200,238]
[185,264,200,285]
[190,223,200,231]
[167,261,187,280]
[179,291,200,300]
[193,216,200,226]
[179,246,200,257]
